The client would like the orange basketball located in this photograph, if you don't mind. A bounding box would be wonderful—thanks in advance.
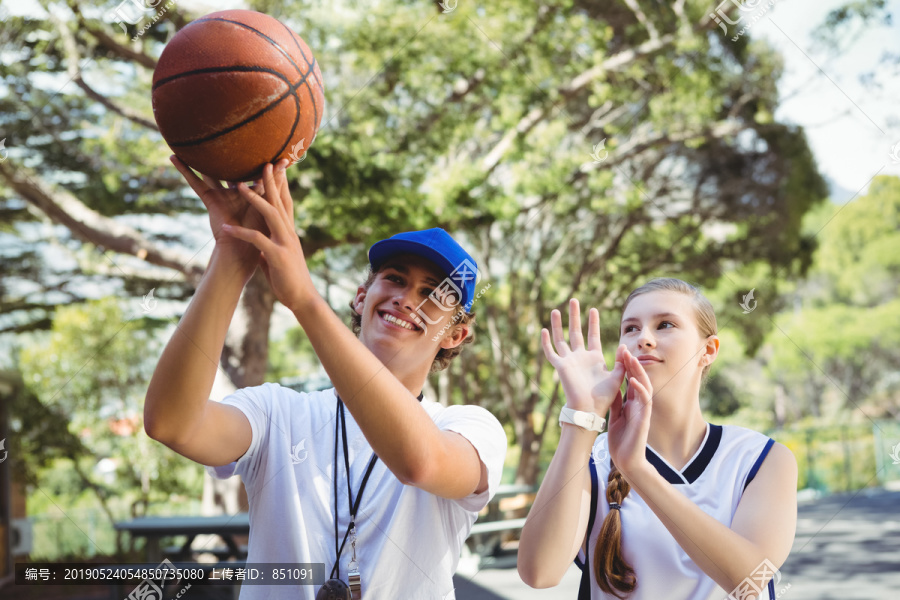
[152,10,324,182]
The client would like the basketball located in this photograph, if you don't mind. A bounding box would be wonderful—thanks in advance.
[152,10,324,182]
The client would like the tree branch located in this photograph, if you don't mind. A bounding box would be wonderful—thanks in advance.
[480,32,677,175]
[622,0,660,41]
[53,14,158,131]
[0,160,205,285]
[67,0,158,70]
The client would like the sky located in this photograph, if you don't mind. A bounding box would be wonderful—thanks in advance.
[750,0,900,201]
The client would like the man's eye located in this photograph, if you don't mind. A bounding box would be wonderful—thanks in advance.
[422,288,435,297]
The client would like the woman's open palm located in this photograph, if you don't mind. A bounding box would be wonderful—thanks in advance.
[541,299,626,415]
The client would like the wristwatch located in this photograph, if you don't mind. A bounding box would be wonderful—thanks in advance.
[559,406,606,432]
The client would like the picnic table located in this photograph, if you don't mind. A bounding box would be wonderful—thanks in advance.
[467,484,537,558]
[115,484,537,564]
[114,513,250,562]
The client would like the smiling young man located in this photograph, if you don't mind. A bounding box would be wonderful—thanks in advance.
[144,160,507,600]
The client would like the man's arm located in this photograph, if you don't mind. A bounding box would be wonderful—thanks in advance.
[221,167,495,499]
[143,248,253,466]
[143,157,274,466]
[301,297,490,498]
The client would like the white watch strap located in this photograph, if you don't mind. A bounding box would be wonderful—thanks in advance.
[559,406,606,432]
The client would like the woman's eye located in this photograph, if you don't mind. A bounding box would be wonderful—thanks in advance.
[623,325,637,334]
[659,321,675,329]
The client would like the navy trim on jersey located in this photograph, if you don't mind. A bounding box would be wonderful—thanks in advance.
[743,437,775,491]
[646,424,723,484]
[645,448,683,483]
[768,577,776,598]
[682,424,722,483]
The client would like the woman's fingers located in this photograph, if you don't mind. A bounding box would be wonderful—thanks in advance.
[540,328,559,362]
[629,377,651,404]
[586,307,602,354]
[623,350,652,396]
[609,385,625,422]
[567,299,584,350]
[549,309,566,352]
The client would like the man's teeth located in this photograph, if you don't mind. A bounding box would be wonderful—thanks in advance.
[383,313,416,330]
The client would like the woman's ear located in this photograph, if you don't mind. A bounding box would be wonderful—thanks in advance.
[702,335,720,366]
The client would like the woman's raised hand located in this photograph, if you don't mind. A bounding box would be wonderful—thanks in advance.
[607,348,654,476]
[541,299,626,415]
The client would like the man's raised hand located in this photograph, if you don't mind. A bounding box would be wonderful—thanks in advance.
[170,155,287,277]
[221,162,314,314]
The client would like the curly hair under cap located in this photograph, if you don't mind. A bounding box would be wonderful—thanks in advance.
[348,266,476,373]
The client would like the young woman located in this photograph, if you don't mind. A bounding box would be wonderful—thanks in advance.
[518,278,797,599]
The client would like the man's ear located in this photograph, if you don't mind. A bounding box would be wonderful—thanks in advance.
[353,285,367,317]
[701,335,720,367]
[439,322,469,350]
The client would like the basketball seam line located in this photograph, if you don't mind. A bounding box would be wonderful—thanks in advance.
[163,60,317,147]
[188,17,311,79]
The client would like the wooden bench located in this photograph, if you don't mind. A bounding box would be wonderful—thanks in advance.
[464,484,537,563]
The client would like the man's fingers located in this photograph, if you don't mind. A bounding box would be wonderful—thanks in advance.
[201,173,225,190]
[238,181,285,238]
[221,223,275,254]
[170,155,212,200]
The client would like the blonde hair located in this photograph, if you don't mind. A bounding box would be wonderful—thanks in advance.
[594,277,717,596]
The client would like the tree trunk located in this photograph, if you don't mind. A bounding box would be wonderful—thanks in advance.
[514,412,542,485]
[221,269,276,390]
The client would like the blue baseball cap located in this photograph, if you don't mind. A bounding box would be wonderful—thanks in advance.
[368,228,478,309]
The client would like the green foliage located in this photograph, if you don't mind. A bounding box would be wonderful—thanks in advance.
[1,0,835,493]
[765,177,900,419]
[12,299,202,557]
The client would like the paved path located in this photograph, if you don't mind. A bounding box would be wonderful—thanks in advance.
[454,488,900,600]
[9,489,897,599]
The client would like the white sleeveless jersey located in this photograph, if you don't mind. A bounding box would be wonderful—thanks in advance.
[578,424,776,600]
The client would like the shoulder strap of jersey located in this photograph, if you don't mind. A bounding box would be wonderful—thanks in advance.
[578,454,600,600]
[743,437,776,492]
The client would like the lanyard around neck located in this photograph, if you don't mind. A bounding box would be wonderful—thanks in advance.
[331,397,377,579]
[328,391,426,580]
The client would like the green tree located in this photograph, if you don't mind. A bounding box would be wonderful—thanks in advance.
[764,176,900,422]
[15,299,202,554]
[0,0,828,491]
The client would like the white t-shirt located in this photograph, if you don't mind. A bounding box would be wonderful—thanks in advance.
[207,384,507,600]
[579,424,776,600]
